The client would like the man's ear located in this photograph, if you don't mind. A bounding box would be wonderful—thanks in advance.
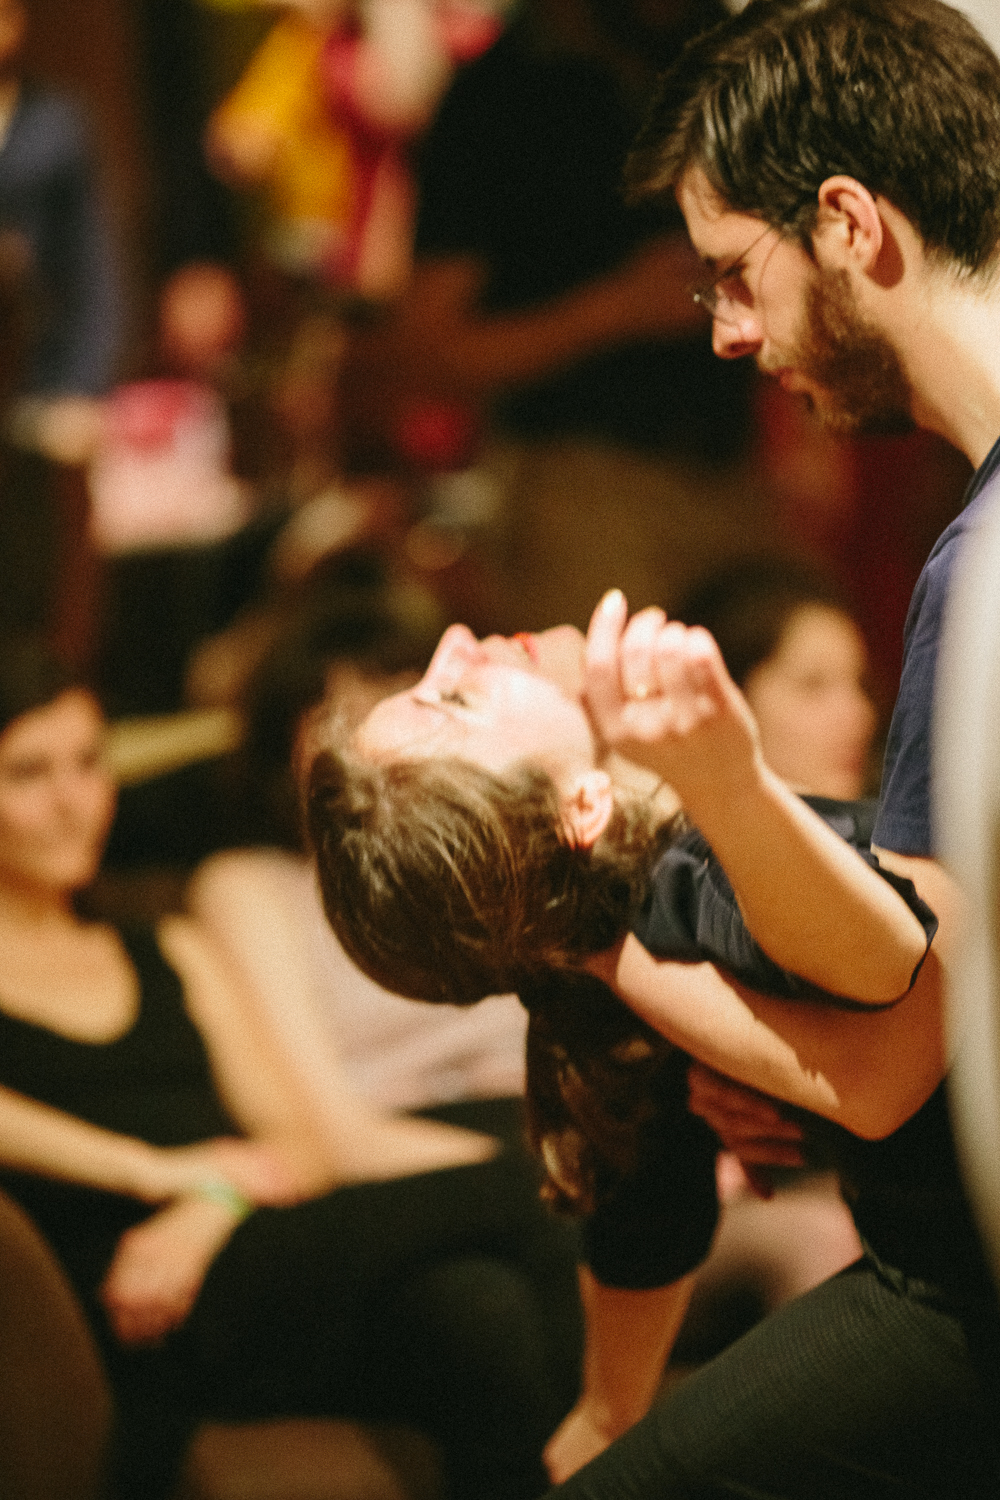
[559,769,614,849]
[813,175,885,275]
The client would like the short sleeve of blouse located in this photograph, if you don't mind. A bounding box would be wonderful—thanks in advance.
[582,1053,720,1289]
[633,798,938,1008]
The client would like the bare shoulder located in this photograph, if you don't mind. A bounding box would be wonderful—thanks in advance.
[188,847,305,910]
[155,914,250,1022]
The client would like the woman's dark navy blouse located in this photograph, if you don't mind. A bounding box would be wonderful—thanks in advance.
[633,797,938,1008]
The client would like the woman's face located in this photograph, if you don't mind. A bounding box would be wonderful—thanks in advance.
[743,605,876,799]
[0,690,115,898]
[351,624,597,781]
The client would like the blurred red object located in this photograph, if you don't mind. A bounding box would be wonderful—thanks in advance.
[394,398,480,470]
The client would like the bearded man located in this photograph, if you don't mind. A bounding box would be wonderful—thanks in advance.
[543,3,1000,1496]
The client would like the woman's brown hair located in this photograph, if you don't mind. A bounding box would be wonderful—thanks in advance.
[307,746,684,1215]
[307,748,679,1006]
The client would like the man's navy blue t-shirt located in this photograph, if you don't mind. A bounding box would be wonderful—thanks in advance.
[873,432,1000,856]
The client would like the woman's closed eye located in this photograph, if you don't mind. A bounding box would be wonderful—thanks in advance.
[1,755,50,783]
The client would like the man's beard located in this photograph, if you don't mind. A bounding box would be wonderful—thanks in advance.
[796,268,915,438]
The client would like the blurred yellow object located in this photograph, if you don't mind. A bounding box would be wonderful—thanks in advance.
[106,708,243,786]
[208,12,354,271]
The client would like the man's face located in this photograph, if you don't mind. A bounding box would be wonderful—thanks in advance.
[677,166,914,437]
[795,266,914,438]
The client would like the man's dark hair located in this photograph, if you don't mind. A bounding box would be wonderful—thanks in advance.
[627,0,1000,273]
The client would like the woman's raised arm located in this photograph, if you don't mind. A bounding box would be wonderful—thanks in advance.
[585,592,930,1003]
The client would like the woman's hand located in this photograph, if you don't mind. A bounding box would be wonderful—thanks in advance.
[584,590,762,811]
[100,1193,245,1345]
[149,1137,304,1207]
[587,593,930,1006]
[543,1399,624,1484]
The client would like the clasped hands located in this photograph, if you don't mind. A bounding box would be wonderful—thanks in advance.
[100,1136,301,1347]
[585,592,806,1187]
[584,589,764,816]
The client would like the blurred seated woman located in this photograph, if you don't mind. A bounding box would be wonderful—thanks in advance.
[0,637,582,1500]
[189,599,531,1117]
[303,596,984,1493]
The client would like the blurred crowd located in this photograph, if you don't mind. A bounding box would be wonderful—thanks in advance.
[0,2,980,1499]
[0,0,972,752]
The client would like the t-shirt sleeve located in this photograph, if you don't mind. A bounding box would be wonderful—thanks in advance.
[872,545,951,857]
[633,800,938,1008]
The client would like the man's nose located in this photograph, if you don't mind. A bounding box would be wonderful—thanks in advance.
[712,310,762,360]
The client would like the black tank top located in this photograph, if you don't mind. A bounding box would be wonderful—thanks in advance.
[0,923,238,1287]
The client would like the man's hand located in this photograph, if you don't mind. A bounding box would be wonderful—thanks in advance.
[688,1061,806,1194]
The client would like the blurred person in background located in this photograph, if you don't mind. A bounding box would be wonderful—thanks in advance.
[0,633,582,1500]
[88,260,263,717]
[340,0,770,632]
[0,0,123,642]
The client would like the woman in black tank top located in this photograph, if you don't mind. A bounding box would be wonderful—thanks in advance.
[0,638,584,1500]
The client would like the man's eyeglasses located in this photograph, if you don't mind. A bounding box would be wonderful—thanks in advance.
[691,224,778,324]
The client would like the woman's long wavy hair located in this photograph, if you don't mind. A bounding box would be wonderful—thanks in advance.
[307,748,679,1006]
[307,746,684,1214]
[523,969,681,1216]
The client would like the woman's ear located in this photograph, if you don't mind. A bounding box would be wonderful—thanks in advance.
[559,769,614,849]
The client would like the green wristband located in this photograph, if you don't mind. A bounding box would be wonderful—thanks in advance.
[193,1179,255,1222]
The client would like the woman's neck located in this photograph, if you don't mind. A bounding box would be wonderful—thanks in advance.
[0,877,78,938]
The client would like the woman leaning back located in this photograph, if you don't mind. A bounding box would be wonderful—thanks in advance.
[305,591,998,1496]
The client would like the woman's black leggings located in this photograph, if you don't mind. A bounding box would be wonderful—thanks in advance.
[67,1099,583,1500]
